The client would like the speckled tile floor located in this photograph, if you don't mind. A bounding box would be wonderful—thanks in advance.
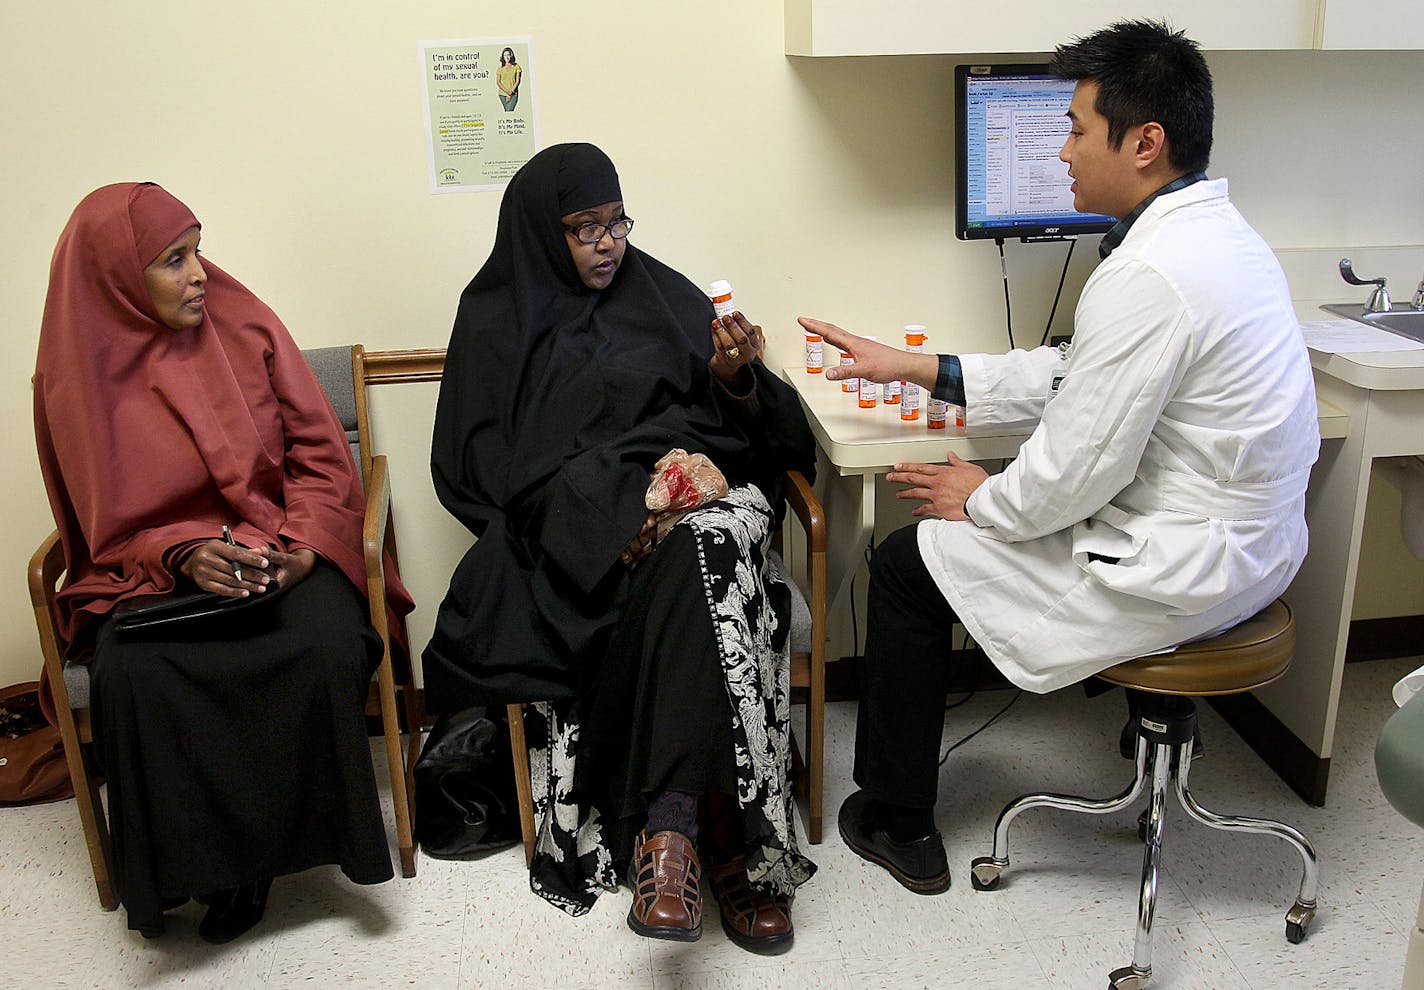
[3,655,1420,990]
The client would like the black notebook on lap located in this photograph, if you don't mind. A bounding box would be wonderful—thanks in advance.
[112,580,285,636]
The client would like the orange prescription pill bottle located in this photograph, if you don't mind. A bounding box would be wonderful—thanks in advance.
[883,370,901,406]
[805,333,823,373]
[858,336,880,407]
[706,279,735,320]
[901,326,927,421]
[840,349,858,394]
[927,396,948,429]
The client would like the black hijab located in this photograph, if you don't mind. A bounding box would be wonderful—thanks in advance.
[423,142,814,708]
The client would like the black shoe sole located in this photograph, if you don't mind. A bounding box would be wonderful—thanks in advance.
[719,912,794,954]
[626,908,702,942]
[839,817,952,895]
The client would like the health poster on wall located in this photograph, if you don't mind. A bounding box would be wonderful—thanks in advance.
[419,37,538,193]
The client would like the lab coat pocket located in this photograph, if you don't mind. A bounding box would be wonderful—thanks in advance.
[1071,504,1145,568]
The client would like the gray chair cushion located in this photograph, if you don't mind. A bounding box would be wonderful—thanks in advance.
[64,661,90,710]
[302,347,361,475]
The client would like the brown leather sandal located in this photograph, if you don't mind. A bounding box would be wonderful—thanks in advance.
[626,829,702,941]
[706,856,794,954]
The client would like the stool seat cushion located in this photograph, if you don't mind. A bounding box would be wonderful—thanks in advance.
[1096,599,1294,697]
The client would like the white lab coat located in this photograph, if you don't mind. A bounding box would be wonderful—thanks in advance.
[920,179,1319,693]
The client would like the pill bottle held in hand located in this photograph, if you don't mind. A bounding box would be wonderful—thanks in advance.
[706,280,735,320]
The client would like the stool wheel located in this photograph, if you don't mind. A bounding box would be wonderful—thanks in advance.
[1106,965,1149,990]
[969,856,1004,891]
[1285,899,1316,944]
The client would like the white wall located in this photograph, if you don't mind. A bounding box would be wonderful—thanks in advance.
[3,2,1422,686]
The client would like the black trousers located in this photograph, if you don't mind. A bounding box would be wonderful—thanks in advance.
[853,524,964,810]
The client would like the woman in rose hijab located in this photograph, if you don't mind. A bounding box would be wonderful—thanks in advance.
[33,182,412,943]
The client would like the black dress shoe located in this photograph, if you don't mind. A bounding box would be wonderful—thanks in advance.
[838,790,951,895]
[198,878,272,945]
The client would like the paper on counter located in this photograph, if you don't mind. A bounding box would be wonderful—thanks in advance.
[1299,318,1424,354]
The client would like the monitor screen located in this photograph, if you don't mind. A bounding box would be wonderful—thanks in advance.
[955,63,1115,241]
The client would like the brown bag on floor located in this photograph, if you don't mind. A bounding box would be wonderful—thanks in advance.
[0,681,74,806]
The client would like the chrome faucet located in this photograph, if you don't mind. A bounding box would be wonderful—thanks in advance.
[1413,270,1424,311]
[1339,258,1392,313]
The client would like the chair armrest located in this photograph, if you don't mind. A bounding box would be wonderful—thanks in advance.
[782,470,826,668]
[28,530,74,712]
[28,530,64,610]
[363,454,391,603]
[783,470,825,554]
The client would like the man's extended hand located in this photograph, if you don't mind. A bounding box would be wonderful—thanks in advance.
[887,452,989,521]
[798,317,939,388]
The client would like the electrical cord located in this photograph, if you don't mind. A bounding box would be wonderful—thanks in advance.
[848,538,875,659]
[938,689,1023,766]
[1039,238,1077,347]
[995,238,1015,350]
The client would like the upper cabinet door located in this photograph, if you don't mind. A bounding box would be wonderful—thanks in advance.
[785,0,1320,56]
[1318,0,1424,48]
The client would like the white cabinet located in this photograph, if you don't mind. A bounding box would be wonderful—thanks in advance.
[784,0,1417,56]
[1317,0,1424,49]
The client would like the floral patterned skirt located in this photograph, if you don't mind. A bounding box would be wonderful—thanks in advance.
[523,485,816,915]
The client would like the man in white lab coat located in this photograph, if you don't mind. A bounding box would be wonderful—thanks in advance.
[801,19,1319,894]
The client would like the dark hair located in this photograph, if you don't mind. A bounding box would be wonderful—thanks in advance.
[501,47,517,65]
[1051,19,1213,174]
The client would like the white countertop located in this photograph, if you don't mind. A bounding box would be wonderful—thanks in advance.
[782,367,1349,474]
[1296,301,1424,391]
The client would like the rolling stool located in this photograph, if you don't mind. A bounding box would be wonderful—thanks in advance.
[969,599,1318,990]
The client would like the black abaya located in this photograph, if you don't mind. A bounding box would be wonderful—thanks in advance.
[422,144,814,709]
[421,143,817,915]
[90,565,392,933]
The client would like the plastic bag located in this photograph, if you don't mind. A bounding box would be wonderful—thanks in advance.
[645,448,728,540]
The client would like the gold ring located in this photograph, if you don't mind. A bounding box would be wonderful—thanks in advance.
[726,347,741,359]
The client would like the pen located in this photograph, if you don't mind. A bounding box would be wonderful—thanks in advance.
[221,525,243,583]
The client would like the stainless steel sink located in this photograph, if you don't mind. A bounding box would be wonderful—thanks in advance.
[1320,303,1424,345]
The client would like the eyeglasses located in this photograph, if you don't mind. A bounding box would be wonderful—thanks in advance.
[562,217,635,244]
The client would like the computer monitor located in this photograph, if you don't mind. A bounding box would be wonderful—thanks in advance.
[955,63,1115,241]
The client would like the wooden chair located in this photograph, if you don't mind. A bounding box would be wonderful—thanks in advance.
[341,349,829,862]
[27,344,428,910]
[968,600,1318,990]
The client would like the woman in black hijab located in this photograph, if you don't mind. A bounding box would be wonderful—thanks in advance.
[424,143,817,951]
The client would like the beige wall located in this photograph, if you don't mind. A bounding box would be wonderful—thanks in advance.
[3,2,1423,686]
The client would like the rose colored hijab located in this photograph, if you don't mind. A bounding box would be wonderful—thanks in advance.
[34,182,410,658]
